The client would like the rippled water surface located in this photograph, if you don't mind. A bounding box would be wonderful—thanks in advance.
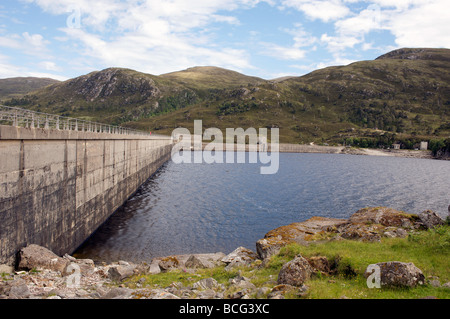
[74,152,449,263]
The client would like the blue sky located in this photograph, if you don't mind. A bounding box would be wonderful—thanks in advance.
[0,0,449,81]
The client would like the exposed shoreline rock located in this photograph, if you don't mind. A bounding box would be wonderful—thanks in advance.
[256,207,436,260]
[1,206,448,299]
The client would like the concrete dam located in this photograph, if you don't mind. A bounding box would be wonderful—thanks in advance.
[0,106,173,266]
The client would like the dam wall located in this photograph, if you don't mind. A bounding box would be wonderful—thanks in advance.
[0,125,172,266]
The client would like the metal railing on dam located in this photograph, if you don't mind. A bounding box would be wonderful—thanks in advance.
[0,106,173,266]
[0,105,150,136]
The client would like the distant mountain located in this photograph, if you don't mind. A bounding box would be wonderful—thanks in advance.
[0,77,60,101]
[2,48,450,145]
[160,66,265,89]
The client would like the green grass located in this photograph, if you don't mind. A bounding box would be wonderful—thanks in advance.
[124,225,450,299]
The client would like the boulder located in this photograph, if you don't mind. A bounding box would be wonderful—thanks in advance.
[277,255,314,286]
[1,278,30,299]
[256,217,348,259]
[108,264,137,282]
[349,207,416,227]
[148,289,181,299]
[193,278,220,290]
[256,237,287,260]
[338,223,382,242]
[158,256,180,271]
[221,247,258,269]
[418,210,444,229]
[185,255,215,269]
[64,258,95,276]
[102,287,133,299]
[148,259,162,274]
[364,261,425,288]
[229,276,256,290]
[0,264,14,274]
[17,244,69,273]
[307,256,330,274]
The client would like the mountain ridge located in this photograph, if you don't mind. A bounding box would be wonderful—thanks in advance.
[1,48,449,145]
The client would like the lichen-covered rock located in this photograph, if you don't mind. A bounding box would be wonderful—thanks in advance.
[256,217,348,259]
[338,223,382,242]
[364,261,425,288]
[418,210,444,229]
[350,207,417,227]
[277,255,314,287]
[221,247,258,269]
[17,244,69,273]
[307,256,330,274]
[158,256,180,271]
[193,278,220,290]
[256,237,288,260]
[185,255,215,269]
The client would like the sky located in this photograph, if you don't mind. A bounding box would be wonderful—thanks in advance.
[0,0,449,81]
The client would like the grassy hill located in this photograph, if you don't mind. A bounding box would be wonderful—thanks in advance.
[2,48,449,145]
[160,66,265,90]
[0,77,60,100]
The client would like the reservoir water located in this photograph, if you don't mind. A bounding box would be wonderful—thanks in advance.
[74,152,449,263]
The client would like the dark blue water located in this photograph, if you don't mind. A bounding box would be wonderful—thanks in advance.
[74,152,449,263]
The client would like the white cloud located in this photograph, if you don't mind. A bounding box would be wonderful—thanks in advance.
[0,32,49,54]
[0,54,67,80]
[22,32,49,50]
[384,0,450,48]
[281,0,351,22]
[24,0,268,74]
[261,42,307,60]
[39,61,61,71]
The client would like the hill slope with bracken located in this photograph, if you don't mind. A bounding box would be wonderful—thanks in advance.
[1,48,449,145]
[0,77,60,100]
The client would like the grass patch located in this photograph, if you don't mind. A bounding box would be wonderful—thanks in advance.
[124,225,450,299]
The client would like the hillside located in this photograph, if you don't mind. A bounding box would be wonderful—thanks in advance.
[0,77,60,100]
[160,66,265,90]
[2,48,450,145]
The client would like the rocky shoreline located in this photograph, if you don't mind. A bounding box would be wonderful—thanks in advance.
[1,207,449,300]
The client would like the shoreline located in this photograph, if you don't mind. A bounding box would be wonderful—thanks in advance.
[196,142,441,160]
[1,207,448,300]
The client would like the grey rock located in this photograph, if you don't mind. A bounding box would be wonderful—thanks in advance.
[221,247,259,269]
[256,287,271,298]
[383,231,397,238]
[158,256,180,271]
[229,276,256,290]
[148,260,161,274]
[418,210,444,229]
[108,264,136,282]
[364,261,425,288]
[193,277,219,290]
[148,289,181,299]
[185,255,215,269]
[277,255,314,286]
[429,280,441,287]
[442,282,450,289]
[256,238,285,260]
[102,287,133,299]
[228,289,253,299]
[395,228,408,237]
[0,264,14,274]
[195,289,218,299]
[17,244,69,273]
[8,279,30,299]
